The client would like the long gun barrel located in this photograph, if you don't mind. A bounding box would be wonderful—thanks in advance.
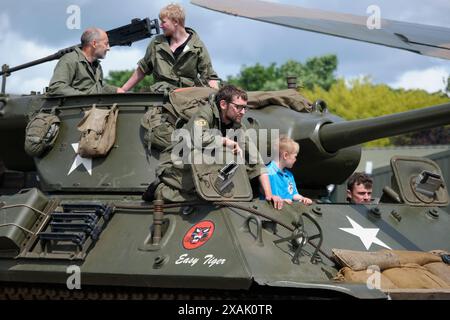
[319,102,450,153]
[1,18,160,93]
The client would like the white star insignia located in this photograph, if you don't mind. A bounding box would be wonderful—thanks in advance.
[68,143,92,176]
[340,216,391,250]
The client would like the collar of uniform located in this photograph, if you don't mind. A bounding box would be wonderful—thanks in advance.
[74,47,100,68]
[209,93,220,119]
[74,47,93,64]
[74,47,84,60]
[154,27,202,49]
[74,47,100,79]
[153,34,167,46]
[184,27,202,49]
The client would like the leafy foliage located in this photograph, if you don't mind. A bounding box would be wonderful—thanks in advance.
[227,55,337,91]
[227,63,279,91]
[105,70,155,92]
[301,77,450,146]
[297,55,338,90]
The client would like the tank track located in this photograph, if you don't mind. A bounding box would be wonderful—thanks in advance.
[0,283,348,300]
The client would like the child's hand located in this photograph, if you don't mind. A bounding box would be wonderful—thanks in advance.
[266,195,284,210]
[300,196,313,205]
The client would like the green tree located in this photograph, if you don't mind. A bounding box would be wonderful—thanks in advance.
[105,70,155,92]
[227,55,337,91]
[228,63,279,91]
[300,55,337,90]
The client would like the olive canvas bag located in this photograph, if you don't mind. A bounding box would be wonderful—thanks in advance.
[77,104,118,157]
[24,111,60,157]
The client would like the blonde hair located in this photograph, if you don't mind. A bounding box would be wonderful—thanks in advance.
[159,3,185,26]
[276,135,299,155]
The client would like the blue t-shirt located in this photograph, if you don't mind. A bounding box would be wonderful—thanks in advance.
[264,161,300,200]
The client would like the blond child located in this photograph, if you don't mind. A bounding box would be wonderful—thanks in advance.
[265,136,313,205]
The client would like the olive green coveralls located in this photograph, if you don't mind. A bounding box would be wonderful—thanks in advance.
[154,97,264,202]
[47,47,117,96]
[138,28,219,93]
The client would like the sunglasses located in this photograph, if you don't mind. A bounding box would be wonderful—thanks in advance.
[229,102,249,112]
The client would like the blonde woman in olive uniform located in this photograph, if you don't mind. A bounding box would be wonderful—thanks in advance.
[119,3,219,93]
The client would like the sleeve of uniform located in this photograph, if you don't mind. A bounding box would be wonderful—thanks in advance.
[101,84,118,93]
[242,122,267,179]
[137,40,155,75]
[197,40,219,81]
[189,104,220,149]
[47,57,84,96]
[244,149,267,179]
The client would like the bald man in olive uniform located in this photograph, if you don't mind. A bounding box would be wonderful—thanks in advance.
[47,27,118,95]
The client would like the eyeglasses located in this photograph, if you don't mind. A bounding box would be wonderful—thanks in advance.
[229,102,249,112]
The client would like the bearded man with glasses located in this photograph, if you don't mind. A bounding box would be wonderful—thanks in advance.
[143,84,285,210]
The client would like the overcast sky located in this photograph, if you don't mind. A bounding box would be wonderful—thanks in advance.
[1,0,449,94]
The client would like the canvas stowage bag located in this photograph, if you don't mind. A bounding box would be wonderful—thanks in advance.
[77,104,118,157]
[140,87,216,151]
[24,112,60,157]
[382,264,450,289]
[334,267,398,290]
[424,262,450,286]
[141,106,176,151]
[332,249,401,271]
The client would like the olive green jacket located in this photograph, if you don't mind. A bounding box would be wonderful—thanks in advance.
[138,28,219,93]
[186,98,265,180]
[157,96,264,194]
[47,47,117,96]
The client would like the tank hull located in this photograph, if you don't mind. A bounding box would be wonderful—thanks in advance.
[1,189,449,299]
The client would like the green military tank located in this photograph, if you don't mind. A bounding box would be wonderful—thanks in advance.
[0,11,450,300]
